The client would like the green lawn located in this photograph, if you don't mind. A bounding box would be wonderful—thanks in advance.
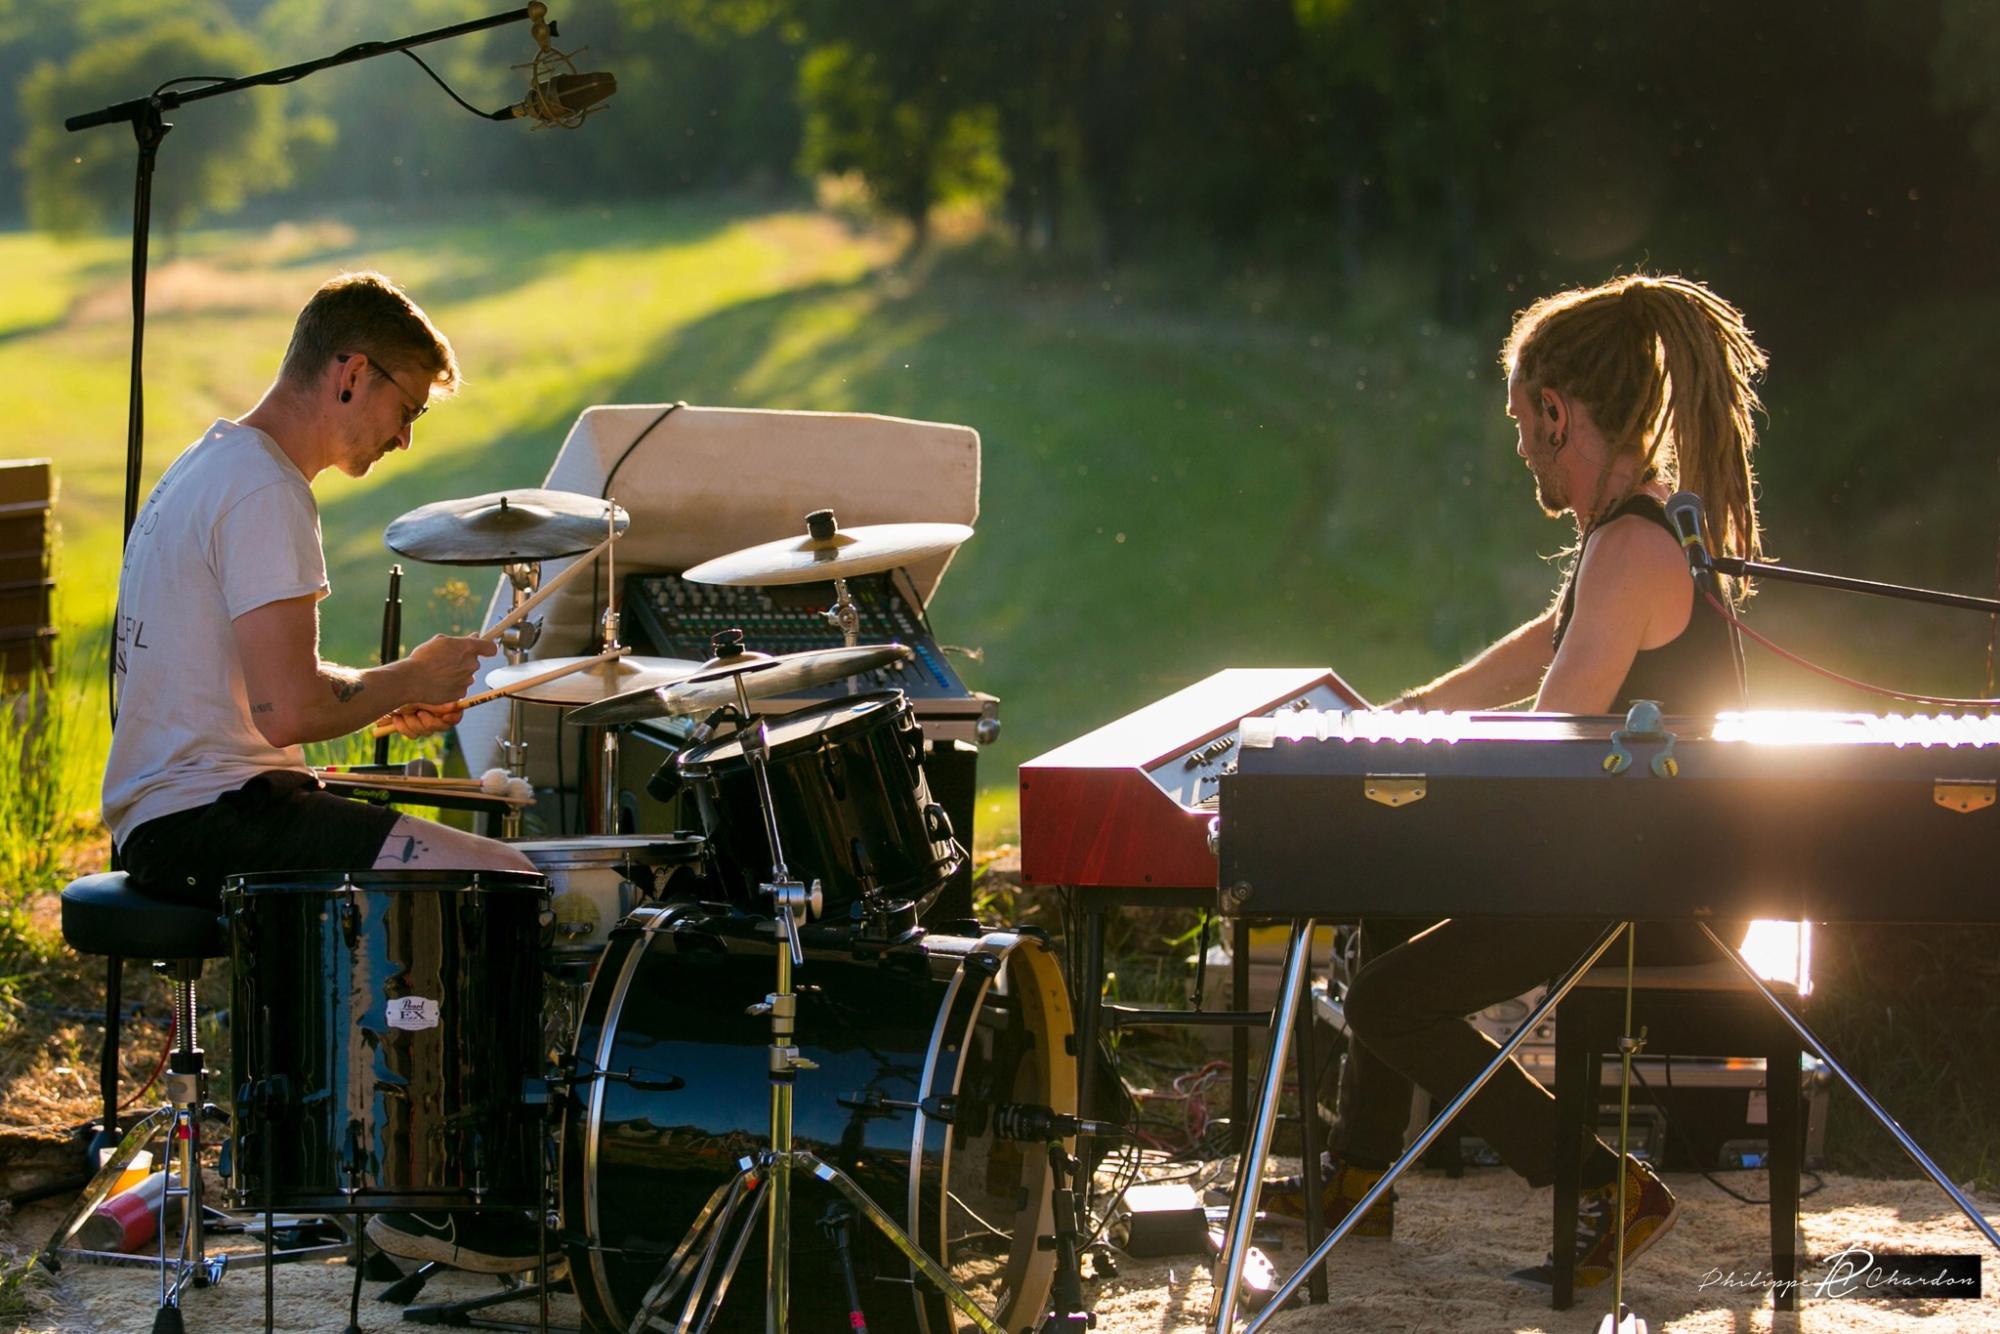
[22,197,1573,811]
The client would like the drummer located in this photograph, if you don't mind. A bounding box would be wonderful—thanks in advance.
[105,271,534,893]
[103,272,546,1273]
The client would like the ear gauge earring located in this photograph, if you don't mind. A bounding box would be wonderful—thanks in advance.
[340,390,352,403]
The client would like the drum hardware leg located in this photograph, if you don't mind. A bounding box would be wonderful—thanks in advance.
[627,1159,766,1334]
[1034,1141,1092,1334]
[39,1105,175,1268]
[376,1260,439,1305]
[819,1203,869,1334]
[798,1153,1005,1334]
[344,1216,366,1334]
[1218,920,1628,1334]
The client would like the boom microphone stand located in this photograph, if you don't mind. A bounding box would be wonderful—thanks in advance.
[66,1,562,564]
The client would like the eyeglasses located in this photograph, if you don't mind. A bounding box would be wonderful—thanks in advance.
[337,353,430,425]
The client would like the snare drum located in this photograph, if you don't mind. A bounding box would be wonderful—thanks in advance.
[675,692,960,922]
[510,834,705,958]
[223,869,547,1212]
[512,834,705,1059]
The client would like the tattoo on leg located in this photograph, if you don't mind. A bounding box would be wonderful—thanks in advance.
[331,677,366,704]
[252,701,274,714]
[390,835,430,864]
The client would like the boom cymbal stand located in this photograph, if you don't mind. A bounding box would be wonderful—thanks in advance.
[498,559,543,838]
[627,651,1005,1334]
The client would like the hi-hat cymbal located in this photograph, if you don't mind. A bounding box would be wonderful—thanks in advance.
[385,489,629,565]
[483,653,704,707]
[569,643,913,726]
[683,509,971,586]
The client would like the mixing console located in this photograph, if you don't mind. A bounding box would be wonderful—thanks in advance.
[623,569,971,703]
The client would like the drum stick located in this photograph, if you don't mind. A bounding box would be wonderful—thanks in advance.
[370,646,628,737]
[482,532,616,640]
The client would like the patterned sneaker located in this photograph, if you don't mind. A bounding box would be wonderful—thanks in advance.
[1257,1156,1394,1239]
[366,1210,560,1276]
[1511,1156,1678,1289]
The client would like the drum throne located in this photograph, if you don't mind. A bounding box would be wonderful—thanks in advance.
[41,871,340,1330]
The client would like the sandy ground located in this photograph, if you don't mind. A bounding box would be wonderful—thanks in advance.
[7,1163,1998,1333]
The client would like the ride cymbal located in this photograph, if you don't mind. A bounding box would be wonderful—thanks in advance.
[482,654,704,707]
[683,508,971,586]
[385,489,629,565]
[568,643,913,725]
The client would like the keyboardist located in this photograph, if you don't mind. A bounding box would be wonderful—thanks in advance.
[1259,274,1769,1290]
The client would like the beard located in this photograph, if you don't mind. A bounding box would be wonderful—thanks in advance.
[1530,460,1567,517]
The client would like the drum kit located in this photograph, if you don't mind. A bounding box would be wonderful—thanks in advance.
[219,492,1086,1334]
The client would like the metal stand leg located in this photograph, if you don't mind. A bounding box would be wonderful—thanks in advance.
[1076,903,1106,1193]
[1230,919,1251,1147]
[1211,919,1315,1333]
[1290,932,1326,1305]
[1695,922,2000,1254]
[1218,920,1629,1334]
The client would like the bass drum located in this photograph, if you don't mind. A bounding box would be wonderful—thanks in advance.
[561,908,1075,1333]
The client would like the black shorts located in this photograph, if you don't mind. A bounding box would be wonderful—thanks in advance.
[119,771,402,908]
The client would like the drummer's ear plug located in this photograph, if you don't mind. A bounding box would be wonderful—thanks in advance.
[340,390,351,403]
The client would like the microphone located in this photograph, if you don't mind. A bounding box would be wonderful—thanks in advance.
[1664,490,1714,578]
[990,1102,1130,1143]
[492,70,616,127]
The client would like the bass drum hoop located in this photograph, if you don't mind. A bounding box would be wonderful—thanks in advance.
[570,909,1076,1333]
[905,929,1076,1334]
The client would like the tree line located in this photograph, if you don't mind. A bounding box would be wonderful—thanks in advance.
[9,0,2000,323]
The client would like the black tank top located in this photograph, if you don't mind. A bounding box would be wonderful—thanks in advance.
[1551,494,1742,717]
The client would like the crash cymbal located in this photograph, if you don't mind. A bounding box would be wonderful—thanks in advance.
[683,509,972,586]
[385,489,629,565]
[483,653,704,707]
[568,643,913,726]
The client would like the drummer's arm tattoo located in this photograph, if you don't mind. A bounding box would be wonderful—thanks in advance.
[330,673,365,703]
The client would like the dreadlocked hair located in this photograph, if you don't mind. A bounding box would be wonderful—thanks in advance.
[1503,274,1769,595]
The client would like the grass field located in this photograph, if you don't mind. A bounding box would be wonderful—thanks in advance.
[16,196,1581,803]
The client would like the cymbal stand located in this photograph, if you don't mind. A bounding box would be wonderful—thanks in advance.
[630,661,1005,1334]
[825,577,863,696]
[499,560,543,839]
[595,501,624,834]
[824,577,862,648]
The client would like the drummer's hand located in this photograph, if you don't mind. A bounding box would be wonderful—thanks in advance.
[380,703,464,738]
[405,634,497,704]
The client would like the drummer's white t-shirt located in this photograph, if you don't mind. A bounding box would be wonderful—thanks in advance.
[103,420,330,844]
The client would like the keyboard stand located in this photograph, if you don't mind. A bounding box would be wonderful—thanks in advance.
[1211,917,2000,1332]
[1211,919,1627,1333]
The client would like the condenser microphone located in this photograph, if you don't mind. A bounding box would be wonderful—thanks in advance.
[990,1102,1130,1143]
[1664,490,1714,577]
[491,70,617,126]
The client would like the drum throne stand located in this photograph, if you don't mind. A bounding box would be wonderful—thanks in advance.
[626,661,1006,1334]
